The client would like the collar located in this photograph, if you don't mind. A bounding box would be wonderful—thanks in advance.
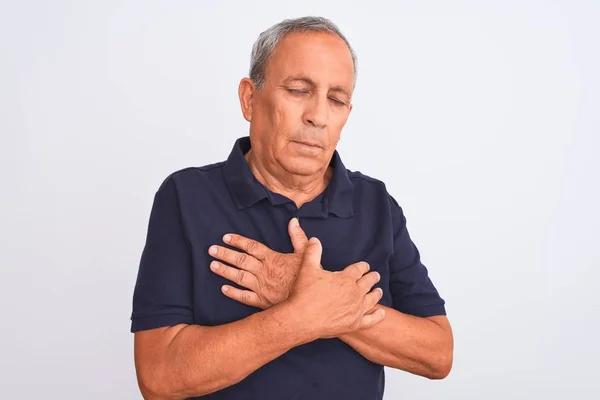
[223,137,354,218]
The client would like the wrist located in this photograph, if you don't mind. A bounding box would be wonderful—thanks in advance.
[271,300,319,345]
[338,330,362,342]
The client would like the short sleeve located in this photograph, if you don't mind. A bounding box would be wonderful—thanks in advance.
[130,176,194,332]
[387,195,446,317]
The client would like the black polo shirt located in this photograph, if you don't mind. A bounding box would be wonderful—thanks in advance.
[131,136,446,399]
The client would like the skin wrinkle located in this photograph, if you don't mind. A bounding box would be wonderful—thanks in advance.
[238,31,354,208]
[134,25,453,400]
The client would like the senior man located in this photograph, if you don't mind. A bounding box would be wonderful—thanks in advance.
[131,16,454,400]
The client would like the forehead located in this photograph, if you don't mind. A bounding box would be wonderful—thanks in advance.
[266,31,355,89]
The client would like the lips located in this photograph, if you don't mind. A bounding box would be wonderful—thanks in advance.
[292,140,322,149]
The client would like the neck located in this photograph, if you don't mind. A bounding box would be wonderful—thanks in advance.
[244,149,333,209]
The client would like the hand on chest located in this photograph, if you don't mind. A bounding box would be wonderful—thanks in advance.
[191,215,394,326]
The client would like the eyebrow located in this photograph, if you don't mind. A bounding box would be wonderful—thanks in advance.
[282,76,351,98]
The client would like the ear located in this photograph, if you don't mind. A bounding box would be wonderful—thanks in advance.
[238,78,256,122]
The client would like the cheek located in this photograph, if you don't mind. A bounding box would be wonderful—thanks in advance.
[270,103,305,139]
[277,100,303,122]
[258,98,279,126]
[327,112,347,139]
[333,108,351,127]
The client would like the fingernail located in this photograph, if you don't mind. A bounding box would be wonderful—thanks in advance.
[223,234,231,243]
[378,288,383,295]
[211,262,219,270]
[291,218,299,227]
[222,286,229,292]
[209,246,217,255]
[376,272,380,280]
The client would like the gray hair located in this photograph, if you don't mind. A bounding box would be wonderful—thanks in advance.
[249,16,357,90]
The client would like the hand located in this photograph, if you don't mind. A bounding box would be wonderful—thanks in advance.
[208,218,310,309]
[286,237,386,339]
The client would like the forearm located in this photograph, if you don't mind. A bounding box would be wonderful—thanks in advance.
[339,306,453,379]
[138,303,313,399]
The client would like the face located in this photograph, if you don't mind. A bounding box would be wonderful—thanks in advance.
[238,31,354,177]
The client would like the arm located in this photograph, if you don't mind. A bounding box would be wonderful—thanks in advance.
[132,176,308,399]
[339,309,453,379]
[135,303,311,399]
[131,182,383,399]
[340,195,453,378]
[205,213,453,378]
[135,234,384,399]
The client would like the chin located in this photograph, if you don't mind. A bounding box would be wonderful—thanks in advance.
[280,158,322,176]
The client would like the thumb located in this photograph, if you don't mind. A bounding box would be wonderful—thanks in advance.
[288,217,309,253]
[358,307,386,330]
[301,237,323,269]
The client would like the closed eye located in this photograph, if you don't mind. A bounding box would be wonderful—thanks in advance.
[329,97,346,106]
[287,89,309,95]
[286,88,347,107]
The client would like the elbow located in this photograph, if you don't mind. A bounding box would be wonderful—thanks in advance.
[426,319,454,380]
[136,362,234,399]
[136,366,177,400]
[426,351,453,380]
[136,359,197,400]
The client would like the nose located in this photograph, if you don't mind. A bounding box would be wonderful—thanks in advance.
[302,93,328,128]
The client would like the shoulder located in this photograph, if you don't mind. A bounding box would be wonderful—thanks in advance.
[346,168,405,216]
[347,169,386,187]
[346,169,396,202]
[155,161,226,193]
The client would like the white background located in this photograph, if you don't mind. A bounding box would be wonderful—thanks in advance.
[1,1,599,399]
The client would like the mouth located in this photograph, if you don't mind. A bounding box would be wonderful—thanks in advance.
[291,140,322,149]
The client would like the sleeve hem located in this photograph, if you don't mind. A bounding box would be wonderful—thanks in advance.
[397,304,447,318]
[130,314,193,333]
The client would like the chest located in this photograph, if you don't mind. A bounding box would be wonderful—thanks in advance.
[185,203,395,326]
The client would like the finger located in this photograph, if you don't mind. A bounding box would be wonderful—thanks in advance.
[343,261,370,280]
[357,271,381,293]
[364,303,380,315]
[208,245,261,273]
[358,306,386,330]
[210,261,258,291]
[302,237,323,269]
[288,218,309,253]
[362,287,384,312]
[221,285,265,309]
[222,234,269,261]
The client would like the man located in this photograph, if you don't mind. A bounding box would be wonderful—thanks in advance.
[131,16,453,400]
